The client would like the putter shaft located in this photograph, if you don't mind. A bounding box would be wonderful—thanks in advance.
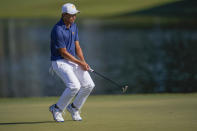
[89,69,121,88]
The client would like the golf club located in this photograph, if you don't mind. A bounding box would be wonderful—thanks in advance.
[89,68,128,93]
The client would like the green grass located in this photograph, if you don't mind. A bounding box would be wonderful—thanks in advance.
[0,0,176,18]
[1,0,196,28]
[0,94,197,131]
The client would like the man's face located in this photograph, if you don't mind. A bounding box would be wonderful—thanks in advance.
[62,13,76,24]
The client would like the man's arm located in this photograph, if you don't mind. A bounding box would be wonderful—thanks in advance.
[59,47,89,70]
[75,41,90,70]
[75,41,85,62]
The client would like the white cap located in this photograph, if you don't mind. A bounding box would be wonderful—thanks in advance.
[62,3,80,14]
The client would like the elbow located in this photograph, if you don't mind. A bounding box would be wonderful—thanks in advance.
[59,48,68,58]
[60,51,65,57]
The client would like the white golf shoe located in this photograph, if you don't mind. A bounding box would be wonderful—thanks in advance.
[67,104,82,121]
[49,104,64,122]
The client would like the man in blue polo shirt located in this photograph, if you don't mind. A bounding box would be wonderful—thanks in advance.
[49,3,95,122]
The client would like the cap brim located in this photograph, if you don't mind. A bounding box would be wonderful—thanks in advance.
[68,10,80,15]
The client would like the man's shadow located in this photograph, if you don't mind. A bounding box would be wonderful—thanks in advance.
[0,121,57,125]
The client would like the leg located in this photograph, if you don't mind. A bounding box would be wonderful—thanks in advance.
[72,65,95,110]
[52,60,81,111]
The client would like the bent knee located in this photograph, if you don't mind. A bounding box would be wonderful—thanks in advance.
[67,82,81,92]
[90,83,95,89]
[84,83,95,90]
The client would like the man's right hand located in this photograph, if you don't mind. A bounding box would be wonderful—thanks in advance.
[79,61,90,71]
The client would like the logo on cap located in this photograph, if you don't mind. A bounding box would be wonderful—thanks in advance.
[72,5,75,9]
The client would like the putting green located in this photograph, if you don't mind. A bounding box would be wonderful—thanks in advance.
[0,94,197,131]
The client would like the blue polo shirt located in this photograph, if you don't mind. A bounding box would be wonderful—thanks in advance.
[50,18,79,61]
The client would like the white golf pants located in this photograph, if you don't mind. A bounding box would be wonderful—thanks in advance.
[52,59,95,111]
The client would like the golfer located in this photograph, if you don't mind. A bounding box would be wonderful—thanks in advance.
[49,3,95,122]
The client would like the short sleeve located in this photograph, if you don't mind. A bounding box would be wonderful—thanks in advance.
[74,26,79,41]
[51,26,65,49]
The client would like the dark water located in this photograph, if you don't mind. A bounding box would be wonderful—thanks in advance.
[0,19,197,97]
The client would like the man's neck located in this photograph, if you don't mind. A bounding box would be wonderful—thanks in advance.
[65,22,71,29]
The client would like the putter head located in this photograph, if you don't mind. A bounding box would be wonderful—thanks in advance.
[122,85,128,93]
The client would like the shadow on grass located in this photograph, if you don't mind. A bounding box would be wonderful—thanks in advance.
[0,120,71,125]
